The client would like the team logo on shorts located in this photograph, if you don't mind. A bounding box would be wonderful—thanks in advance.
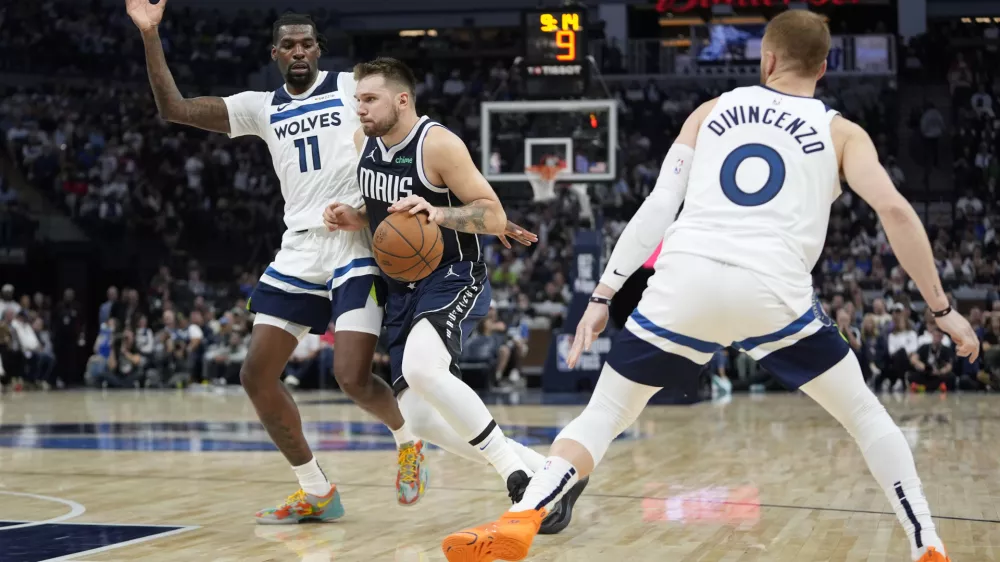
[811,295,833,327]
[673,159,684,175]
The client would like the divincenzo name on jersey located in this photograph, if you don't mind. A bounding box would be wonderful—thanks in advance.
[706,105,826,154]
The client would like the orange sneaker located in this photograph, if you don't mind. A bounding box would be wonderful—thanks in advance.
[917,547,950,562]
[441,509,547,562]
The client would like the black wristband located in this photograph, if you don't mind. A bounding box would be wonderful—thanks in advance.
[931,305,952,318]
[589,295,612,306]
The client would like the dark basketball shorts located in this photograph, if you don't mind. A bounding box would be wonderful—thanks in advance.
[384,261,491,395]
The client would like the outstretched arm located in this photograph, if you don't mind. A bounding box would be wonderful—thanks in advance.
[127,0,230,133]
[837,116,980,361]
[592,99,716,299]
[565,99,716,368]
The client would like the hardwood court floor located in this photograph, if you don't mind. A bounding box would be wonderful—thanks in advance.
[0,389,997,562]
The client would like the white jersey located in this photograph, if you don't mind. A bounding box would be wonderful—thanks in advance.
[661,85,841,289]
[224,71,362,231]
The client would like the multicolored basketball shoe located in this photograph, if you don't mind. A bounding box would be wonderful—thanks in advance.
[255,486,345,525]
[397,440,429,506]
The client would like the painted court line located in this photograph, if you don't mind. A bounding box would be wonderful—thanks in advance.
[0,491,86,531]
[39,525,200,562]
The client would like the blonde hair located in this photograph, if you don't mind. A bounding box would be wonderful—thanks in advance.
[763,10,831,77]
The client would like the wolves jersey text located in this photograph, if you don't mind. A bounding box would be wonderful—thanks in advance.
[223,71,362,231]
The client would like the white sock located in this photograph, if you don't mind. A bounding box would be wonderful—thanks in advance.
[800,354,944,562]
[390,421,418,448]
[866,437,944,561]
[292,457,333,496]
[475,423,533,484]
[507,438,546,472]
[511,456,579,513]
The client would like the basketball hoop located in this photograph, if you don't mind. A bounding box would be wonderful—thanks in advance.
[526,160,566,202]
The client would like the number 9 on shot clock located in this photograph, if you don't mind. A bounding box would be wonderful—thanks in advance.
[522,8,590,97]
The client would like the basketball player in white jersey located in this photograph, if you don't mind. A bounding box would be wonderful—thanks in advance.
[443,11,977,562]
[127,1,432,521]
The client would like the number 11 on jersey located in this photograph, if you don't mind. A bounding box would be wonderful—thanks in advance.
[294,136,321,173]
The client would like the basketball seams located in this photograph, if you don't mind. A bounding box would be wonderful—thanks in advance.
[374,213,442,282]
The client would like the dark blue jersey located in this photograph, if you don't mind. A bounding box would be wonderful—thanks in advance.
[357,116,483,291]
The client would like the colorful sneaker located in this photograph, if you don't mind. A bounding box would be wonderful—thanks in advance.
[255,486,345,525]
[442,508,547,562]
[397,440,429,506]
[917,546,950,562]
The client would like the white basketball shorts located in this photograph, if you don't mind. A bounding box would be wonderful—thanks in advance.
[605,252,849,389]
[248,227,384,336]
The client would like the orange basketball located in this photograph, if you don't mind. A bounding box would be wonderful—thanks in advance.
[372,211,444,283]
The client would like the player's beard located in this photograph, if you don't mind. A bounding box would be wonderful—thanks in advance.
[284,66,316,91]
[363,105,400,137]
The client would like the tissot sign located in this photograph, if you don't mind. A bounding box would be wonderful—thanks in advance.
[657,0,859,11]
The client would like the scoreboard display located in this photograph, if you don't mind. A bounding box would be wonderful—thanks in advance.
[522,9,590,97]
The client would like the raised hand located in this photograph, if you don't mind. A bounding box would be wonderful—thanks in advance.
[125,0,167,31]
[498,220,539,249]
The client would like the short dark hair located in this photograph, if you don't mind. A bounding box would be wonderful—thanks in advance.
[353,57,417,95]
[764,10,830,77]
[272,13,319,46]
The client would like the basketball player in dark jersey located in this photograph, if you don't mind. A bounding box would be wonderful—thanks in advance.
[323,57,587,534]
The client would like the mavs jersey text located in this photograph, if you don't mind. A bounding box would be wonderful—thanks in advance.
[356,115,490,394]
[358,115,483,283]
[222,71,383,336]
[661,84,841,290]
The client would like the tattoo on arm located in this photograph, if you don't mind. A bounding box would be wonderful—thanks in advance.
[437,200,498,234]
[141,28,230,134]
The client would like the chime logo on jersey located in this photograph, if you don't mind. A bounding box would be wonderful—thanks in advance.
[358,167,413,203]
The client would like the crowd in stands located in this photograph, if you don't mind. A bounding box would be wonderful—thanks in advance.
[1,9,998,395]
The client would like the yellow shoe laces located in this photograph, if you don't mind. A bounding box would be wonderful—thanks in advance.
[283,489,307,506]
[397,444,418,484]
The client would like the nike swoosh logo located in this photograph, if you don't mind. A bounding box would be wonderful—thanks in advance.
[315,496,333,508]
[277,103,291,112]
[613,269,627,277]
[479,437,494,451]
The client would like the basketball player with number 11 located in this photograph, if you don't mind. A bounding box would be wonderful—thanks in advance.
[323,57,588,534]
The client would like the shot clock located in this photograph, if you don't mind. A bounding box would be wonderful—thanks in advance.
[522,8,590,97]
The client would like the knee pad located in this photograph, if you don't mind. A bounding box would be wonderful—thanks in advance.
[556,365,658,466]
[846,393,898,452]
[400,320,452,393]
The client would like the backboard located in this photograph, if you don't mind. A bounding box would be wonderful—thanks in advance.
[481,99,617,184]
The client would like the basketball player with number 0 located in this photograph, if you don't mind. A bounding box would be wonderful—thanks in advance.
[443,11,977,562]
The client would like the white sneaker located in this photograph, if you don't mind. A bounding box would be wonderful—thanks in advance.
[285,375,301,388]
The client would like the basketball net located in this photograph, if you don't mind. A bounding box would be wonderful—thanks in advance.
[526,158,566,202]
